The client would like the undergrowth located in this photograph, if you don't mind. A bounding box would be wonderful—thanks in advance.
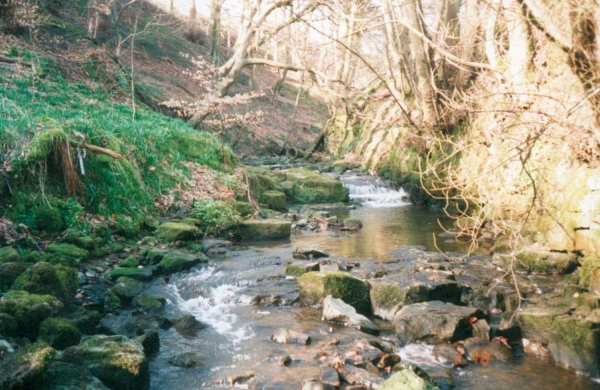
[0,52,236,235]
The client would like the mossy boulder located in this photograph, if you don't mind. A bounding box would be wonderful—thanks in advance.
[38,317,81,350]
[11,262,78,303]
[46,243,89,260]
[103,290,122,313]
[0,313,18,338]
[0,291,63,339]
[156,222,200,242]
[581,257,600,295]
[108,267,153,282]
[236,219,291,241]
[285,261,320,277]
[516,306,600,376]
[343,218,363,230]
[260,190,287,211]
[232,201,255,218]
[132,295,165,313]
[68,308,101,335]
[514,247,578,273]
[0,262,28,292]
[23,251,50,263]
[61,335,149,390]
[121,256,140,268]
[0,246,20,263]
[111,277,144,301]
[379,369,439,390]
[157,251,205,274]
[60,232,100,251]
[284,168,349,204]
[297,271,371,315]
[40,362,110,390]
[0,342,56,389]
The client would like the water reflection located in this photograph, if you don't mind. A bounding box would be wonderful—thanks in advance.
[292,205,472,259]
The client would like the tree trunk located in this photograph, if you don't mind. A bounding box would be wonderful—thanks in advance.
[503,0,530,87]
[188,0,198,42]
[209,0,224,64]
[457,0,481,88]
[403,0,437,128]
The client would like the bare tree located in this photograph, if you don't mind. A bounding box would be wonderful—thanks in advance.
[209,0,227,64]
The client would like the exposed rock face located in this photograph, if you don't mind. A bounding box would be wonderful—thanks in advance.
[392,301,483,344]
[271,328,311,345]
[297,271,371,315]
[236,219,292,240]
[322,295,379,335]
[61,335,149,390]
[463,338,513,362]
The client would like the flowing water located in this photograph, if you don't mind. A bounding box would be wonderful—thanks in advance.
[144,174,600,390]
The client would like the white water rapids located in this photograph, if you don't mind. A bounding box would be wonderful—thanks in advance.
[341,175,410,207]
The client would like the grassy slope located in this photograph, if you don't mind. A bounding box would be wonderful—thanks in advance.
[0,46,234,235]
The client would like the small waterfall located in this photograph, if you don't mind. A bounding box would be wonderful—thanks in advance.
[342,175,410,207]
[167,266,254,344]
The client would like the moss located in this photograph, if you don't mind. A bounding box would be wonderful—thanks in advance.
[286,263,308,277]
[380,369,438,390]
[514,249,575,273]
[581,257,600,288]
[11,262,77,303]
[23,251,49,263]
[372,284,405,310]
[0,313,18,338]
[38,317,81,350]
[260,190,287,211]
[46,243,89,259]
[232,201,255,218]
[0,261,28,291]
[60,232,99,250]
[111,277,143,301]
[157,252,202,274]
[236,219,291,241]
[343,218,363,229]
[297,271,371,315]
[285,168,349,204]
[68,308,101,335]
[575,293,600,314]
[132,295,165,313]
[61,335,149,390]
[0,342,56,388]
[121,256,140,268]
[0,291,63,339]
[40,362,110,390]
[156,222,200,242]
[104,290,122,313]
[108,267,153,281]
[0,246,20,263]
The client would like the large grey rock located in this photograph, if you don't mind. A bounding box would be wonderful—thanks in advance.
[271,328,311,345]
[337,364,384,389]
[61,335,149,390]
[392,301,483,344]
[322,295,379,335]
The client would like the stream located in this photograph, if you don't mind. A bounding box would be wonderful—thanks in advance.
[142,174,600,390]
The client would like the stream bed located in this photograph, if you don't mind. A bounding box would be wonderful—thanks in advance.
[142,175,600,389]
